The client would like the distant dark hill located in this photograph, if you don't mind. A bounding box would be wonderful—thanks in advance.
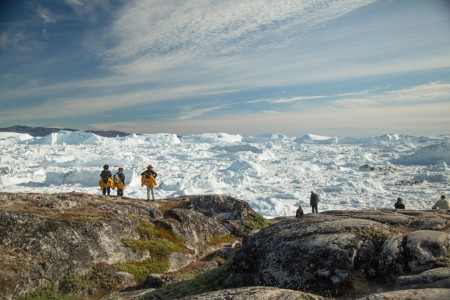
[0,125,130,137]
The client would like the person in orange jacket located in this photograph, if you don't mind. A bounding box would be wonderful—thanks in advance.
[113,167,126,197]
[141,165,157,201]
[99,164,113,196]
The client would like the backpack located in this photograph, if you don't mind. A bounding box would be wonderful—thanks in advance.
[101,170,110,183]
[113,173,122,184]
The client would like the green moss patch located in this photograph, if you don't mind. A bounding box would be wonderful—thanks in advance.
[145,254,238,299]
[59,263,118,298]
[119,218,184,282]
[209,234,234,246]
[123,219,184,255]
[246,213,269,230]
[117,257,170,282]
[18,283,84,300]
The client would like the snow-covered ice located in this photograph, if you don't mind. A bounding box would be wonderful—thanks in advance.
[0,131,449,218]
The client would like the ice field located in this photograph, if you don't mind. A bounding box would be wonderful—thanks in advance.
[0,131,449,217]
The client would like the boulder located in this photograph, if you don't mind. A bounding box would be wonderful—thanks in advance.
[377,234,406,274]
[139,274,177,289]
[405,230,450,272]
[176,194,268,236]
[395,267,450,289]
[0,210,141,282]
[229,214,394,296]
[323,209,449,230]
[161,208,229,258]
[228,210,450,297]
[178,286,324,300]
[0,192,255,299]
[358,288,450,300]
[178,194,254,220]
[113,272,137,289]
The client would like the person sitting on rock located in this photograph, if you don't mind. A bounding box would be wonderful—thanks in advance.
[295,205,304,218]
[432,195,449,209]
[99,164,113,196]
[395,197,405,209]
[141,165,158,201]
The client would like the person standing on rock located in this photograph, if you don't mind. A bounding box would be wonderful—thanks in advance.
[432,195,449,209]
[141,165,158,201]
[310,191,319,213]
[113,167,126,197]
[395,197,405,209]
[99,164,113,196]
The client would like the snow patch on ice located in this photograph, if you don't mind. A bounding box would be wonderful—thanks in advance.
[181,133,242,143]
[393,142,450,165]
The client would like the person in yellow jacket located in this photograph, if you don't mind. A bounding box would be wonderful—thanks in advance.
[141,165,157,201]
[113,167,126,197]
[99,164,113,196]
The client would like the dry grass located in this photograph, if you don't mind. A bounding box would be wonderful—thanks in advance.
[157,200,182,212]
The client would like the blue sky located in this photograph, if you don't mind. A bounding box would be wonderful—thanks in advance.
[1,0,450,136]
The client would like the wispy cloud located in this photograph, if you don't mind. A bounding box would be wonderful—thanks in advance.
[246,82,450,110]
[98,0,377,74]
[0,32,31,52]
[91,100,450,136]
[382,81,450,102]
[270,95,327,104]
[330,81,450,108]
[89,81,450,136]
[36,6,56,24]
[177,104,229,121]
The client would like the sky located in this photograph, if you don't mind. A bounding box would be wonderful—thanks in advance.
[1,0,450,137]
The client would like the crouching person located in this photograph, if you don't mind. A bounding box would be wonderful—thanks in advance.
[295,205,304,218]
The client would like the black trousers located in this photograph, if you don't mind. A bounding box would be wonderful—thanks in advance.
[102,187,110,195]
[311,204,318,213]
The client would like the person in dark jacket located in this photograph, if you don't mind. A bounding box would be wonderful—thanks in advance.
[113,167,126,197]
[99,164,113,196]
[395,197,405,209]
[295,205,304,218]
[310,191,319,213]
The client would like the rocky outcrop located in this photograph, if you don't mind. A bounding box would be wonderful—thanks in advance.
[0,193,254,299]
[178,194,254,220]
[178,286,324,299]
[358,288,450,300]
[2,192,449,300]
[394,267,450,290]
[177,194,267,236]
[228,210,450,297]
[181,287,450,300]
[161,208,229,257]
[105,286,450,300]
